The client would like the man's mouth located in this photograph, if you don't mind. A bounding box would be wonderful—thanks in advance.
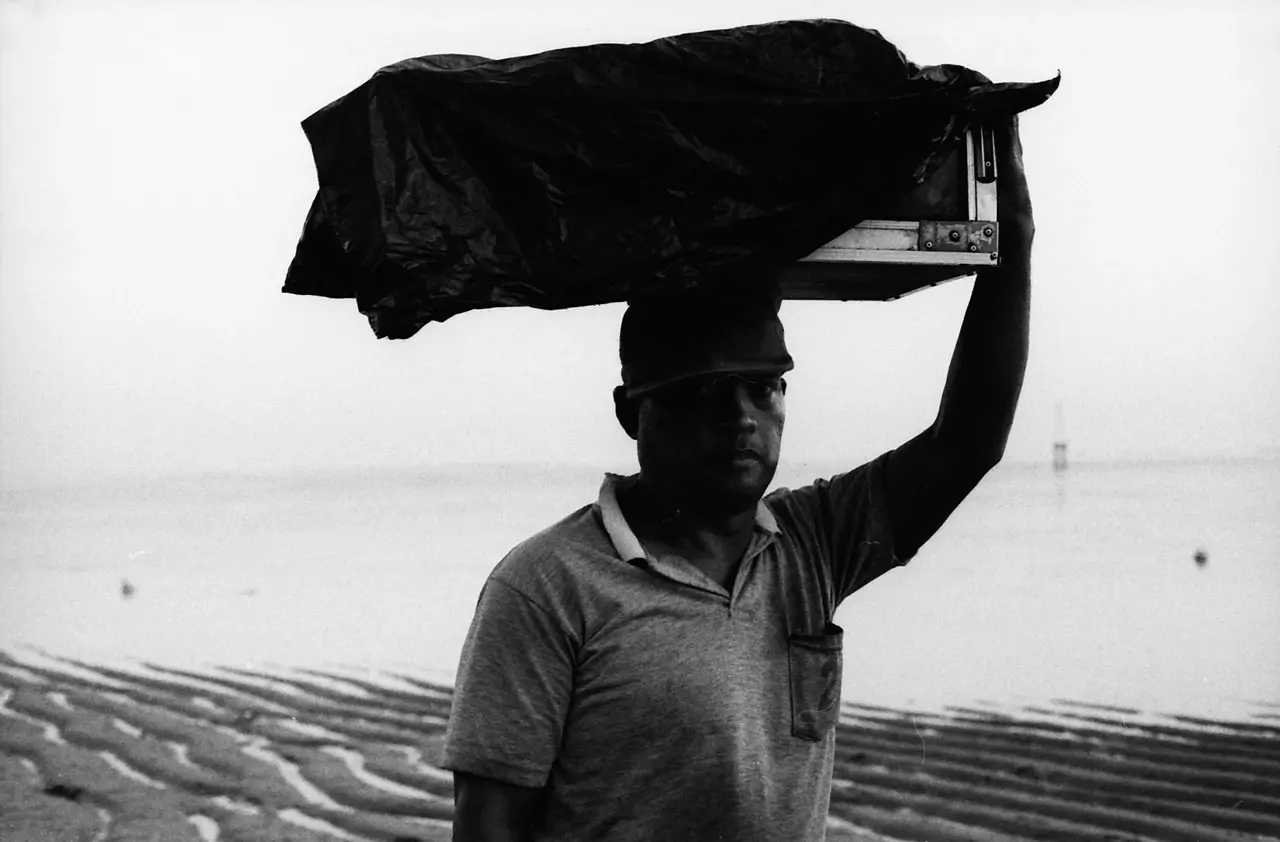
[705,440,763,465]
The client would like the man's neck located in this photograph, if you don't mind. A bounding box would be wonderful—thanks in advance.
[620,478,757,565]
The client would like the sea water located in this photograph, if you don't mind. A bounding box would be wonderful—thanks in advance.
[1,457,1276,720]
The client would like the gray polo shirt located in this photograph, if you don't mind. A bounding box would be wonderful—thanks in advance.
[442,454,905,841]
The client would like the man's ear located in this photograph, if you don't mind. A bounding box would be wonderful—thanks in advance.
[613,386,639,441]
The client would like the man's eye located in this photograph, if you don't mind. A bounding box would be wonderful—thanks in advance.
[747,377,784,400]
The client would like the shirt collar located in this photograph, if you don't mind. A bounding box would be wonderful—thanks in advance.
[596,473,779,562]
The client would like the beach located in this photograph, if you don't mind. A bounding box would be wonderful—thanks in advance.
[2,457,1279,839]
[1,648,1278,841]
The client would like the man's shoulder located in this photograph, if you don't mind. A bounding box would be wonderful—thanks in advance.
[489,501,619,606]
[763,454,884,518]
[505,501,614,564]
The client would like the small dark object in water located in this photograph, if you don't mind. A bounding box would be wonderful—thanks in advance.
[43,783,85,802]
[120,579,135,598]
[1194,548,1208,566]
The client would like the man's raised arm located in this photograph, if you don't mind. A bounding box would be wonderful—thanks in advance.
[884,117,1034,560]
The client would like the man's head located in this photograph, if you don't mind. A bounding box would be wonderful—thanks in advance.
[613,280,793,516]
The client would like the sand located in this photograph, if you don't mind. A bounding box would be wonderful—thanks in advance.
[0,649,1277,842]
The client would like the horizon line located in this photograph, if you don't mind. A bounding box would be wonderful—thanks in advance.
[3,451,1277,495]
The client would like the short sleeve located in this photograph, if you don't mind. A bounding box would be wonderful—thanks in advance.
[768,452,906,605]
[441,576,576,787]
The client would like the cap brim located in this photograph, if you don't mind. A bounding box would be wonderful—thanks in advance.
[624,359,793,399]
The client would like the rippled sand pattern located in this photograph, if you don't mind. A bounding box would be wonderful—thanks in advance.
[0,650,1277,841]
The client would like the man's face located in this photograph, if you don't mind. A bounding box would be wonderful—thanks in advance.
[634,373,786,515]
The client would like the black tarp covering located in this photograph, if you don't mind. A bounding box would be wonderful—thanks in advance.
[283,19,1058,339]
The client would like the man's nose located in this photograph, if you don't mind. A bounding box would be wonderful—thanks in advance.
[713,382,759,429]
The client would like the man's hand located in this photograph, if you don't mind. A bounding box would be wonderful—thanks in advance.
[995,115,1035,269]
[883,116,1034,560]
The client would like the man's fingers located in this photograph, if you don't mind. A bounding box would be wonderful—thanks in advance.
[990,114,1024,169]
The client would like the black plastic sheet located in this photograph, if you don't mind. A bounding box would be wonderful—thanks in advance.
[284,19,1058,339]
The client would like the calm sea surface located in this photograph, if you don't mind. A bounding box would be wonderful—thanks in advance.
[2,457,1277,719]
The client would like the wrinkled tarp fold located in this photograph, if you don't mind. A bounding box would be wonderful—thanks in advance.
[284,19,1058,338]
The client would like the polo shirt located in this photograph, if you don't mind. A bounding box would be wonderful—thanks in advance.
[442,453,905,841]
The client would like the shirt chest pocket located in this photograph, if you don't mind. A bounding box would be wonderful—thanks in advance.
[786,622,843,742]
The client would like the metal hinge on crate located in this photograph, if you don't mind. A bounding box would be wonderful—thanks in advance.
[786,124,1001,300]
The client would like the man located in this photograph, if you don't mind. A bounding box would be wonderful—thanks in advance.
[442,118,1033,841]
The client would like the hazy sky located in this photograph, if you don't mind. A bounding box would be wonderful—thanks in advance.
[2,0,1277,489]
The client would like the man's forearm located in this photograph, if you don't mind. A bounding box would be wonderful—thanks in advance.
[932,226,1032,461]
[880,120,1034,557]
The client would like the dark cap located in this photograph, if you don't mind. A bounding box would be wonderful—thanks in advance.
[619,280,794,399]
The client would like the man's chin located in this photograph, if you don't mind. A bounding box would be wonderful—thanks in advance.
[705,460,775,506]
